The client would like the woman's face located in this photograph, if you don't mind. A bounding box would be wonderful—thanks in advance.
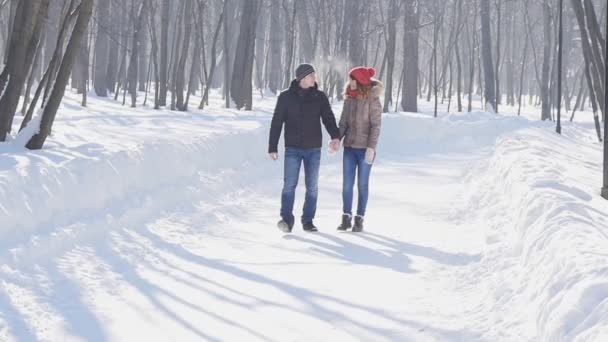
[349,79,357,90]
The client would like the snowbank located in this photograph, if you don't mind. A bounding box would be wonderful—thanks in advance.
[379,111,533,157]
[0,93,270,250]
[460,121,608,341]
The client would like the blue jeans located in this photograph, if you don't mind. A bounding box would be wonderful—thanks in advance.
[281,147,321,225]
[342,147,373,217]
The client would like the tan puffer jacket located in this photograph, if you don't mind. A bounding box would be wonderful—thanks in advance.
[339,79,384,149]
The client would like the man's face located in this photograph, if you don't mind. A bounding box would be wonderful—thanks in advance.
[300,72,316,89]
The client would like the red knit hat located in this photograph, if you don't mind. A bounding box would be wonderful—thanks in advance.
[349,66,375,86]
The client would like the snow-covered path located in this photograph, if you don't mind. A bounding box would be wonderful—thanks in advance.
[1,131,483,341]
[1,92,607,341]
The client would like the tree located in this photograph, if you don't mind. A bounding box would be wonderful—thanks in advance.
[27,0,94,149]
[267,0,282,94]
[480,0,496,112]
[175,0,193,111]
[347,0,364,66]
[383,0,398,113]
[0,0,47,140]
[230,0,259,110]
[602,0,608,199]
[296,0,313,62]
[159,0,170,106]
[200,1,225,109]
[282,0,296,89]
[128,1,147,108]
[540,0,552,120]
[402,0,418,112]
[94,0,110,96]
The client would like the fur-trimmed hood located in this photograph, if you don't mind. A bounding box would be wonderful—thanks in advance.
[343,78,384,99]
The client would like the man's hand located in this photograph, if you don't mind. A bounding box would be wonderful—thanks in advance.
[269,152,279,161]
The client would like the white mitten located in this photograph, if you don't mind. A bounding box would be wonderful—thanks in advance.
[365,148,375,164]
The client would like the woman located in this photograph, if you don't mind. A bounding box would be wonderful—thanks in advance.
[337,66,383,232]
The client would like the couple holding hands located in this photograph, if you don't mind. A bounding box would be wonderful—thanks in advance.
[268,63,383,233]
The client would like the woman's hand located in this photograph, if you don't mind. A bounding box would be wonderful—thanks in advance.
[365,148,375,164]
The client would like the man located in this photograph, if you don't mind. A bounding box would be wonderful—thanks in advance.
[269,63,340,233]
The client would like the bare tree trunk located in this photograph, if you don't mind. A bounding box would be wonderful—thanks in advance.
[21,32,44,117]
[106,0,119,94]
[383,0,397,113]
[186,0,205,111]
[570,70,586,121]
[79,26,88,106]
[267,0,282,94]
[456,42,463,112]
[200,2,224,109]
[175,0,192,111]
[128,2,146,108]
[348,0,364,66]
[27,0,93,149]
[223,0,231,107]
[0,0,46,140]
[21,2,74,131]
[159,0,170,106]
[540,0,552,120]
[402,0,418,112]
[505,0,515,106]
[94,0,110,96]
[254,3,267,92]
[168,0,184,110]
[43,0,62,71]
[138,14,148,93]
[114,3,129,101]
[518,17,529,116]
[230,0,259,110]
[395,65,405,112]
[334,0,349,101]
[572,0,605,119]
[583,42,603,142]
[480,0,496,112]
[455,0,464,112]
[195,0,208,97]
[282,0,296,90]
[76,25,88,97]
[147,0,160,109]
[494,0,501,110]
[296,0,313,62]
[432,0,441,117]
[583,0,605,99]
[467,1,478,112]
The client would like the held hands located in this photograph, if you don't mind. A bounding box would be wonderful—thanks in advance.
[365,148,375,164]
[328,139,341,156]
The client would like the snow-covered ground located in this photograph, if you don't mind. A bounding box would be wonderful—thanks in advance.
[0,89,606,341]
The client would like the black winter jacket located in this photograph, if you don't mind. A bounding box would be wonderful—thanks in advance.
[268,80,340,153]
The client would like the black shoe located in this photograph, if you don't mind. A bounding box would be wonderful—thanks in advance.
[277,219,293,233]
[352,215,364,232]
[337,214,352,231]
[303,222,318,232]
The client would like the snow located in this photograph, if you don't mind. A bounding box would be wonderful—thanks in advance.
[0,89,606,341]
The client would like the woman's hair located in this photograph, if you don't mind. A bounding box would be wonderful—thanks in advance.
[344,76,372,99]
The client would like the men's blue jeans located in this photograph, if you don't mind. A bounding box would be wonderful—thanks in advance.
[281,147,321,225]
